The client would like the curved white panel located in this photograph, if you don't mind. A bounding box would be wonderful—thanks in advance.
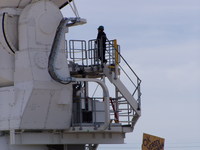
[0,0,70,9]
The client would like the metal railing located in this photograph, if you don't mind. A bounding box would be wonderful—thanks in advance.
[71,96,106,129]
[67,39,119,66]
[88,39,120,66]
[112,42,142,111]
[110,97,135,126]
[106,39,141,126]
[66,39,141,127]
[68,40,88,66]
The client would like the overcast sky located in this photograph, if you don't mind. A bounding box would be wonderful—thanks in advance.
[62,0,200,149]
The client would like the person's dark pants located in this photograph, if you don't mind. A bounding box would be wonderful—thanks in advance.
[98,47,106,63]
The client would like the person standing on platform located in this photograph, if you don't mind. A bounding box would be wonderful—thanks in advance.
[96,25,107,63]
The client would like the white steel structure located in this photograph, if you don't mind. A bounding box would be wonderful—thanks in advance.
[0,0,141,150]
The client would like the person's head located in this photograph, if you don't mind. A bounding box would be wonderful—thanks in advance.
[98,25,104,32]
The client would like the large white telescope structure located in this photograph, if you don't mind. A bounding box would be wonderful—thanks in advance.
[0,0,141,150]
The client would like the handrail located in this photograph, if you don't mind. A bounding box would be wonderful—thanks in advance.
[106,39,141,110]
[67,38,141,109]
[106,38,141,82]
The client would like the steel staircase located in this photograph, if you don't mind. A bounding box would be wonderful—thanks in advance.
[103,65,141,125]
[67,39,141,128]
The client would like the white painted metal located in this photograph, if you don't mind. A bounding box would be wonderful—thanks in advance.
[0,8,20,54]
[0,8,20,86]
[93,100,105,123]
[16,0,73,130]
[1,135,48,150]
[73,78,110,131]
[0,0,71,9]
[0,0,140,149]
[10,131,125,145]
[0,0,73,131]
[0,50,14,86]
[103,65,141,116]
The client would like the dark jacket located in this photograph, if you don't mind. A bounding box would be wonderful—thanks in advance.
[97,31,107,49]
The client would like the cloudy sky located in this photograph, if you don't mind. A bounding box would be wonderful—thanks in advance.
[62,0,200,149]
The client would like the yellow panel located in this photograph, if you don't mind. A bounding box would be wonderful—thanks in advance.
[113,39,119,65]
[142,133,165,150]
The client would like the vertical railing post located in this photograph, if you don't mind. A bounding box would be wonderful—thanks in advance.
[113,39,119,79]
[137,79,141,111]
[113,39,119,65]
[79,97,83,130]
[65,40,68,59]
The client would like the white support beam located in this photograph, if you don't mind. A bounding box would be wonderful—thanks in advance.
[10,131,125,145]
